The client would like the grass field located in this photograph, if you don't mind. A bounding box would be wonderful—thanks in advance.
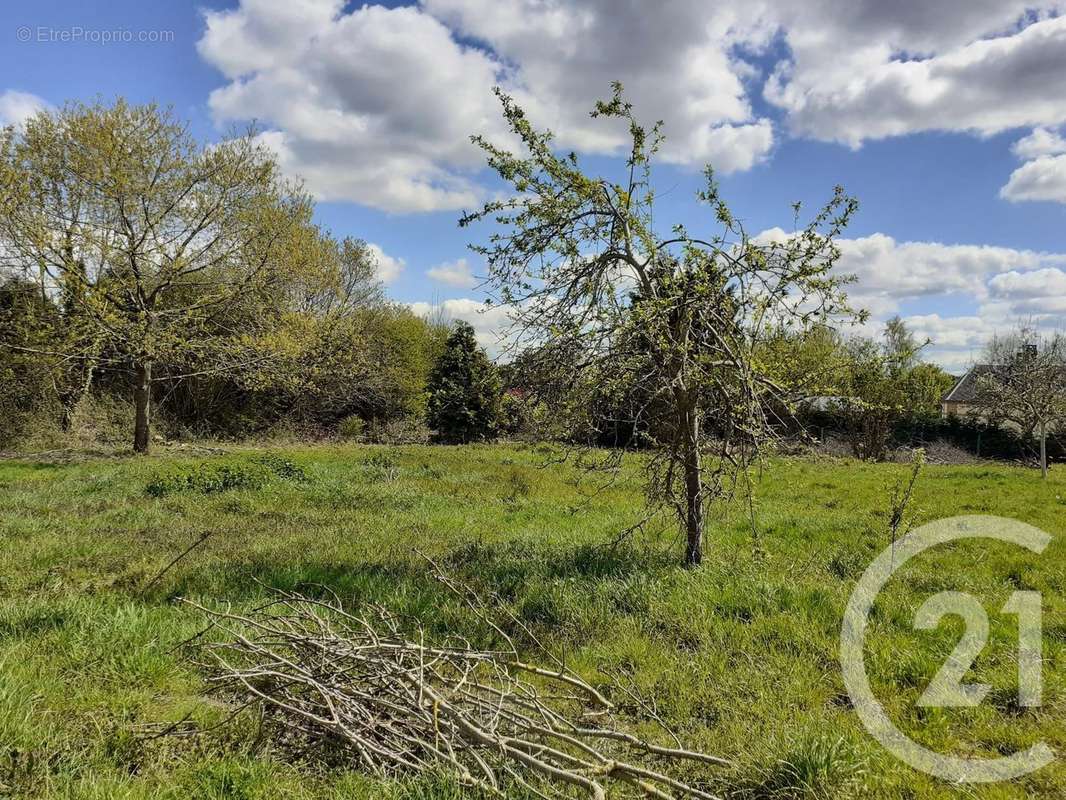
[0,444,1063,799]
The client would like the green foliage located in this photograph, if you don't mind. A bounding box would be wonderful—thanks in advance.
[753,734,867,799]
[426,322,501,443]
[254,453,309,483]
[461,82,860,563]
[338,414,366,440]
[0,100,447,450]
[145,454,306,497]
[0,278,64,445]
[0,98,318,452]
[825,318,957,461]
[145,463,268,497]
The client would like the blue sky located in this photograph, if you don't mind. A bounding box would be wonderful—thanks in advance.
[2,0,1064,370]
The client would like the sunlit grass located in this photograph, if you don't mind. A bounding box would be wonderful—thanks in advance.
[0,444,1062,798]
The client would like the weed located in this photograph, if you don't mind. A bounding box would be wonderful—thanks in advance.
[146,462,267,497]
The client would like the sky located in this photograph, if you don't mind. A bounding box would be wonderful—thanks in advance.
[1,0,1064,372]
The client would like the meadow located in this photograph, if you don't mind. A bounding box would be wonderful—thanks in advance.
[0,444,1063,799]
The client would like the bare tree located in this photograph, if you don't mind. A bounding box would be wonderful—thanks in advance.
[461,84,860,565]
[975,328,1066,479]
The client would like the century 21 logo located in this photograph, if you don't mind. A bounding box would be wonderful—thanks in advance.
[915,587,1041,709]
[840,516,1054,783]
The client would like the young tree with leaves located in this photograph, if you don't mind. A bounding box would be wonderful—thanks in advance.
[462,83,860,565]
[427,321,501,443]
[0,99,311,452]
[833,317,931,461]
[975,328,1066,479]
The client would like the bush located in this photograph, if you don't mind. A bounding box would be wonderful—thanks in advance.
[338,415,365,440]
[254,453,309,482]
[361,451,400,482]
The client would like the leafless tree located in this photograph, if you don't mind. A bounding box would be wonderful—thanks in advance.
[975,327,1066,478]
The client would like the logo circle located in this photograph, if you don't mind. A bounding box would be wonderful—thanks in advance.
[840,515,1055,782]
[16,26,31,42]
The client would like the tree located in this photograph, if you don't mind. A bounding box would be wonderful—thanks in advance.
[0,99,310,452]
[975,328,1066,479]
[427,321,501,443]
[461,84,859,565]
[834,317,945,461]
[0,277,63,445]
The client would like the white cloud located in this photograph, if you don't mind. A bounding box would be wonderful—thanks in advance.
[906,302,1066,373]
[366,243,404,283]
[0,90,48,127]
[198,2,1066,212]
[1001,126,1066,204]
[753,227,1066,370]
[1012,127,1066,159]
[422,0,775,172]
[755,228,1063,316]
[409,297,515,354]
[201,2,507,212]
[1001,153,1066,204]
[763,4,1066,146]
[988,268,1066,315]
[426,257,479,288]
[902,314,990,372]
[198,0,776,212]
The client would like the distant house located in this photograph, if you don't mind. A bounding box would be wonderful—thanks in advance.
[942,360,1066,422]
[940,365,994,417]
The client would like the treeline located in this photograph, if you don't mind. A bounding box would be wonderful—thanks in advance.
[497,317,964,459]
[1,98,1050,465]
[0,99,446,450]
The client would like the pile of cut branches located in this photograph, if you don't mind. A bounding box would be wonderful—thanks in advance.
[185,587,728,799]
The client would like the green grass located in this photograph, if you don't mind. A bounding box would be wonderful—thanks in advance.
[0,443,1063,798]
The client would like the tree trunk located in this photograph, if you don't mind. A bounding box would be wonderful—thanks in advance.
[133,360,152,454]
[682,400,704,567]
[1039,420,1047,480]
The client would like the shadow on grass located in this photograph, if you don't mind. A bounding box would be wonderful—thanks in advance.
[160,538,679,650]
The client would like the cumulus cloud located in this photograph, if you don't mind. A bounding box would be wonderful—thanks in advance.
[1001,128,1066,204]
[200,1,506,212]
[753,227,1066,369]
[755,228,1062,314]
[1001,126,1066,203]
[366,243,404,283]
[763,3,1066,146]
[198,0,776,212]
[1011,127,1066,159]
[426,257,479,288]
[901,314,991,373]
[988,268,1066,315]
[422,0,774,172]
[409,298,515,354]
[197,2,1066,211]
[0,90,48,127]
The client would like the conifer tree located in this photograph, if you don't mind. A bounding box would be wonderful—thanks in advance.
[426,322,501,443]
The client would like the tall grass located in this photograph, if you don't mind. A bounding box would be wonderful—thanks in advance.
[0,444,1062,798]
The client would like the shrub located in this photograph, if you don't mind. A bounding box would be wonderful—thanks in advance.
[338,415,365,440]
[146,463,266,498]
[361,451,400,482]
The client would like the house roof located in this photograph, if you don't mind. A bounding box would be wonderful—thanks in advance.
[942,363,1066,404]
[942,365,994,404]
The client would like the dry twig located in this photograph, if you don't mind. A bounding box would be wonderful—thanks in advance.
[183,589,728,799]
